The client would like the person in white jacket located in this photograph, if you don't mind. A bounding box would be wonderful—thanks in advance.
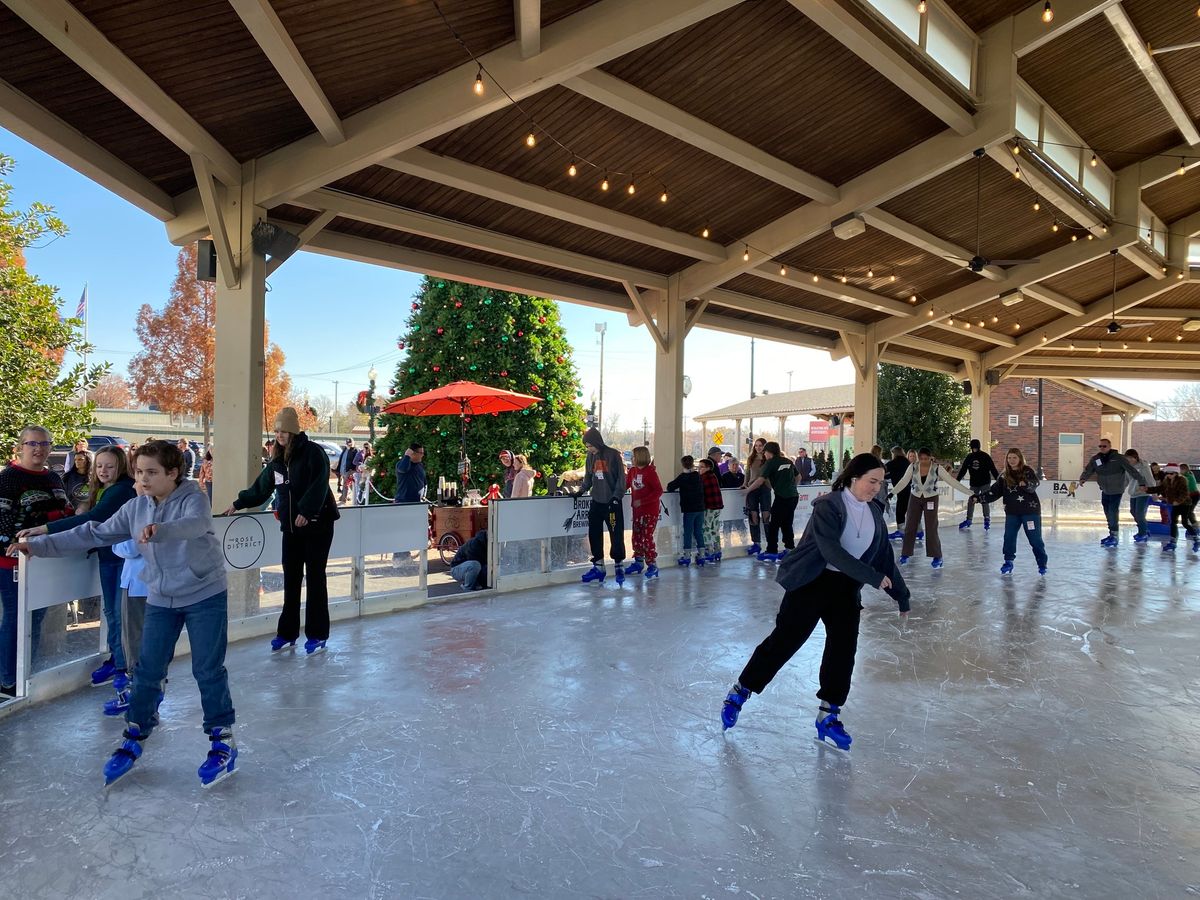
[890,447,973,568]
[1124,449,1155,544]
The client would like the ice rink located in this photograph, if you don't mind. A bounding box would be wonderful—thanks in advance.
[1,522,1197,899]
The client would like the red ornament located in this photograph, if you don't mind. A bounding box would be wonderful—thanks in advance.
[500,370,508,377]
[454,300,463,308]
[556,356,564,364]
[436,327,444,335]
[398,341,406,350]
[464,416,472,424]
[412,302,419,310]
[538,316,546,324]
[389,388,395,395]
[432,365,441,372]
[560,429,568,437]
[517,331,524,338]
[530,384,539,392]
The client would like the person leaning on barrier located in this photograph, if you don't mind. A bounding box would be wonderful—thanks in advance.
[450,528,488,591]
[225,407,340,655]
[0,426,71,697]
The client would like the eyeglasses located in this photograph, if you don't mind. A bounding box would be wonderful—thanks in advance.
[21,440,52,448]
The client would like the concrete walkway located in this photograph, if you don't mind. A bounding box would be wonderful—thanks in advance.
[0,522,1197,899]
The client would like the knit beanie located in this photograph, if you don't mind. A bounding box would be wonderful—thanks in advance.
[273,407,301,434]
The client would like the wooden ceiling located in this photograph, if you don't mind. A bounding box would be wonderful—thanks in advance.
[1,0,1198,383]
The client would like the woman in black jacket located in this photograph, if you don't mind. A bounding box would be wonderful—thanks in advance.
[974,447,1047,576]
[225,408,340,654]
[720,453,909,751]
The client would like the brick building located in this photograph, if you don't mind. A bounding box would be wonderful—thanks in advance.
[987,379,1152,478]
[1129,421,1200,465]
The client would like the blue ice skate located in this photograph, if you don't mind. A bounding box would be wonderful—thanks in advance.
[91,657,117,687]
[916,531,924,541]
[304,639,327,654]
[1192,539,1200,554]
[581,564,606,583]
[1162,541,1176,553]
[644,563,660,579]
[721,684,750,731]
[112,670,129,693]
[694,554,706,568]
[983,517,991,531]
[103,725,145,787]
[745,543,761,556]
[1100,535,1118,548]
[270,637,296,652]
[756,551,780,562]
[103,688,129,717]
[888,530,903,541]
[623,559,645,576]
[898,555,909,565]
[958,519,971,530]
[676,555,690,567]
[815,707,852,751]
[198,727,238,788]
[1038,565,1047,575]
[1000,561,1014,575]
[1133,533,1150,543]
[614,565,626,586]
[931,557,944,568]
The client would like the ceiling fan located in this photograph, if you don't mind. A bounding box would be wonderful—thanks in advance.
[1102,249,1155,333]
[945,149,1041,274]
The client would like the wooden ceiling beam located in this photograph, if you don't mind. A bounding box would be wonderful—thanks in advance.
[696,312,837,352]
[229,0,344,145]
[1013,0,1121,57]
[982,273,1183,368]
[515,0,542,59]
[1043,343,1200,355]
[887,333,979,362]
[1012,365,1198,379]
[750,264,916,317]
[986,141,1106,232]
[860,207,1005,280]
[1020,284,1086,315]
[1103,4,1200,146]
[1,0,241,186]
[878,350,964,376]
[299,228,635,313]
[703,288,865,336]
[384,148,723,262]
[1125,142,1200,189]
[1009,355,1197,369]
[297,188,670,290]
[0,78,175,220]
[248,0,743,207]
[785,0,974,135]
[927,321,1017,347]
[564,70,839,203]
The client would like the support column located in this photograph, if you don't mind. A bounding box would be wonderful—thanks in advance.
[652,277,685,467]
[966,358,991,452]
[1119,412,1132,451]
[700,421,707,454]
[734,418,743,459]
[843,326,879,451]
[777,416,787,449]
[211,172,267,619]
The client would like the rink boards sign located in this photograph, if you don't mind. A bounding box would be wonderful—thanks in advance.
[1034,480,1101,501]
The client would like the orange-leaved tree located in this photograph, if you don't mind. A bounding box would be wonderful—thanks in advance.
[263,325,319,432]
[87,373,135,409]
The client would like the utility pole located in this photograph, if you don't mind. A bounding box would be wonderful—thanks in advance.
[333,380,339,434]
[1037,377,1044,478]
[642,417,649,445]
[786,370,794,392]
[595,322,607,431]
[748,338,756,447]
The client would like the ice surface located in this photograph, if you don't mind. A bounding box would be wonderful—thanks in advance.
[0,523,1197,899]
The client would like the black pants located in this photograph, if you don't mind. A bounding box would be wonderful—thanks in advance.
[280,524,334,641]
[895,489,910,529]
[588,500,625,564]
[765,495,799,554]
[1169,501,1199,541]
[738,569,862,706]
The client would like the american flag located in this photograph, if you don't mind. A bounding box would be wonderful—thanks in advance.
[75,285,87,319]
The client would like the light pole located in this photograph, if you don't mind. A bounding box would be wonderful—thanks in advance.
[595,322,607,431]
[367,366,378,443]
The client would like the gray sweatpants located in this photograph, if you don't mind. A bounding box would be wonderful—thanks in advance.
[120,589,147,675]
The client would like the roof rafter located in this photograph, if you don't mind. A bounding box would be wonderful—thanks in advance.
[696,312,837,352]
[0,78,175,220]
[1,0,241,185]
[1020,284,1086,316]
[384,148,723,261]
[229,0,344,145]
[785,0,974,135]
[247,0,745,208]
[750,265,916,317]
[860,207,1004,280]
[702,288,865,336]
[564,69,839,202]
[1013,0,1122,57]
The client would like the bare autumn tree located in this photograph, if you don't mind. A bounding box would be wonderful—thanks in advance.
[130,244,314,444]
[263,326,319,432]
[87,373,135,409]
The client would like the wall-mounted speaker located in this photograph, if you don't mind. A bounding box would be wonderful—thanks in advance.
[962,380,972,395]
[197,239,217,283]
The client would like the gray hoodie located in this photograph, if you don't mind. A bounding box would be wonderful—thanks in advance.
[578,427,626,505]
[27,479,226,609]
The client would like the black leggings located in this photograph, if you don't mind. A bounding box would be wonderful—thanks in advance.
[765,495,799,554]
[738,569,863,706]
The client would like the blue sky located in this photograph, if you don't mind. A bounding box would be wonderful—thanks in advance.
[3,128,1179,429]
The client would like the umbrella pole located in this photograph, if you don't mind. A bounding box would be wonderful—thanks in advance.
[459,402,470,487]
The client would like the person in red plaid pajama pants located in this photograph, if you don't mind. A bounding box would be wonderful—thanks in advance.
[625,447,664,577]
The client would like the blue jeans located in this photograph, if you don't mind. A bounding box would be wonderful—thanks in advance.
[1129,495,1150,537]
[682,511,704,551]
[1002,514,1047,567]
[99,558,125,671]
[0,570,46,688]
[1101,492,1122,534]
[451,560,483,590]
[127,591,234,735]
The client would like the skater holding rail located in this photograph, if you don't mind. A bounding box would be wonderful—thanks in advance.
[10,440,237,788]
[720,453,909,751]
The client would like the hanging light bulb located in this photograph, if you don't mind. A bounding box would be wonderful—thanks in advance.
[866,267,874,278]
[1071,234,1078,242]
[840,272,848,284]
[1014,323,1021,331]
[812,274,820,283]
[1033,201,1041,212]
[890,272,897,283]
[1179,157,1187,176]
[964,321,972,329]
[917,0,927,13]
[780,264,788,277]
[910,294,918,304]
[1069,342,1075,350]
[525,131,537,148]
[659,191,668,203]
[1052,222,1059,232]
[991,315,999,323]
[743,246,751,262]
[1042,1,1054,24]
[701,226,710,239]
[600,174,610,192]
[1087,233,1094,240]
[1090,152,1098,167]
[1122,342,1128,350]
[1146,335,1153,342]
[627,181,636,195]
[567,160,577,177]
[926,308,934,317]
[1013,168,1022,180]
[1176,334,1184,341]
[1012,145,1021,156]
[947,315,955,326]
[473,66,485,96]
[979,320,986,328]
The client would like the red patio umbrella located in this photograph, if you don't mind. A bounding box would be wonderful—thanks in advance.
[381,380,541,484]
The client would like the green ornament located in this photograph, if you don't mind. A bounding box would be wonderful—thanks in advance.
[439,430,448,437]
[408,367,416,373]
[484,298,492,305]
[467,323,474,330]
[536,362,544,370]
[522,409,529,415]
[531,442,538,449]
[436,281,445,288]
[501,335,509,342]
[413,325,421,331]
[469,364,477,371]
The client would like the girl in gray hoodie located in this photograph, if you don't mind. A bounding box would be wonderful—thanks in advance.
[9,441,237,789]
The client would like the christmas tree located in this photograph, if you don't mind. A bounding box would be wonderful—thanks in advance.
[373,277,589,498]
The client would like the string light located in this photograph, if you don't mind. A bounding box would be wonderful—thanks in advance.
[1041,333,1048,342]
[600,174,610,192]
[1012,145,1020,156]
[1177,334,1184,341]
[1013,168,1022,180]
[1071,234,1078,241]
[964,321,971,329]
[1146,335,1153,342]
[701,226,710,239]
[1069,342,1075,350]
[627,181,636,195]
[910,295,918,304]
[1090,153,1098,167]
[867,267,874,278]
[890,272,897,283]
[473,66,485,96]
[1180,157,1187,176]
[813,274,820,283]
[1122,343,1128,350]
[1013,323,1021,331]
[779,264,788,276]
[660,191,669,203]
[567,160,577,177]
[1033,201,1041,212]
[979,320,987,327]
[991,316,999,323]
[916,0,926,13]
[1087,233,1094,240]
[947,315,955,326]
[927,308,935,317]
[743,246,751,262]
[1042,2,1054,24]
[840,273,848,284]
[1052,222,1060,232]
[525,131,536,148]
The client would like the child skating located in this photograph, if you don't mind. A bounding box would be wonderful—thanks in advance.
[720,454,909,750]
[11,440,237,788]
[666,456,705,566]
[697,457,724,563]
[624,447,663,578]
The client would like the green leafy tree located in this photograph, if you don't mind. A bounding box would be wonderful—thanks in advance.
[876,363,970,461]
[374,278,588,498]
[0,154,105,452]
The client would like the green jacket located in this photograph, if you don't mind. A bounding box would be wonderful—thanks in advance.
[234,432,339,531]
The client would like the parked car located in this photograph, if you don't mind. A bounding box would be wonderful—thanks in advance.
[88,434,128,452]
[313,440,342,469]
